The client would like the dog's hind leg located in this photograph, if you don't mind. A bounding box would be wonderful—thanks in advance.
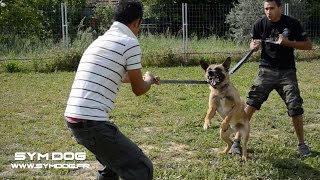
[239,121,250,161]
[220,127,233,154]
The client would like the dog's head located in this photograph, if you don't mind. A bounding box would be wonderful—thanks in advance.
[200,57,231,89]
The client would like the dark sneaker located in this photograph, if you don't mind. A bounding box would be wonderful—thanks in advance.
[230,139,242,156]
[97,168,119,180]
[298,143,311,157]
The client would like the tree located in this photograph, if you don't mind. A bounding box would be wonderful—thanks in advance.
[225,0,263,43]
[140,0,236,36]
[0,0,86,39]
[93,2,114,34]
[0,0,49,37]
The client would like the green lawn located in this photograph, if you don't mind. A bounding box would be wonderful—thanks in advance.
[0,61,319,179]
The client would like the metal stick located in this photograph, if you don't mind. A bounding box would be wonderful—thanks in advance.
[160,80,207,84]
[229,49,255,75]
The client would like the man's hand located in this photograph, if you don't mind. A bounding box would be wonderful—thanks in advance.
[250,39,261,52]
[277,34,290,46]
[143,71,160,85]
[127,69,160,96]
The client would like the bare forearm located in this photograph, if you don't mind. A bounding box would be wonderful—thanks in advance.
[132,81,152,96]
[128,70,159,96]
[284,40,312,50]
[281,37,313,50]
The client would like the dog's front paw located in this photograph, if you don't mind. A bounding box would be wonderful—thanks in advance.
[242,155,247,162]
[203,121,211,130]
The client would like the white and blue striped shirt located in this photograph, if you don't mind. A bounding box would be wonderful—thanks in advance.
[64,21,142,121]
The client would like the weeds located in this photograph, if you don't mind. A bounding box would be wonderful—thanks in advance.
[0,31,319,72]
[2,61,22,73]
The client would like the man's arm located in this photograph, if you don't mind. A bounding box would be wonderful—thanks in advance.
[124,69,160,96]
[278,35,313,50]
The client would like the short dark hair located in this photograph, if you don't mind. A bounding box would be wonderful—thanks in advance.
[264,0,282,6]
[114,0,143,25]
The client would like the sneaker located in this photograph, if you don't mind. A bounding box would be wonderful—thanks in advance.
[298,143,311,157]
[230,139,242,156]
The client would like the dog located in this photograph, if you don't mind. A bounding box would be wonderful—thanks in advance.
[200,57,250,161]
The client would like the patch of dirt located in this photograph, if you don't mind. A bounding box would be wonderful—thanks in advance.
[71,161,101,180]
[141,127,161,133]
[165,142,195,162]
[167,142,190,153]
[210,147,220,153]
[304,123,320,130]
[139,144,156,155]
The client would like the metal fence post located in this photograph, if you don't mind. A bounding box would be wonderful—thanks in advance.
[61,2,69,53]
[61,3,65,49]
[284,3,289,15]
[182,3,188,63]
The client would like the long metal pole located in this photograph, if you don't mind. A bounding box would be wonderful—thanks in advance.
[182,3,185,61]
[182,3,188,63]
[185,3,188,60]
[64,2,69,52]
[284,3,289,15]
[61,3,65,50]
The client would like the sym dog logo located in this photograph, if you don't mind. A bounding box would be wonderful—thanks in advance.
[11,152,90,169]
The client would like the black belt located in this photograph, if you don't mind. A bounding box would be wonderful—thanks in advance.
[66,120,105,129]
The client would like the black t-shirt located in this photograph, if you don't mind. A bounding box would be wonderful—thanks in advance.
[251,15,308,69]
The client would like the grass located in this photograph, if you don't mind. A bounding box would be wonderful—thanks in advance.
[0,60,320,179]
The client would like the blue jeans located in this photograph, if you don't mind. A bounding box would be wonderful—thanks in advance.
[67,120,153,180]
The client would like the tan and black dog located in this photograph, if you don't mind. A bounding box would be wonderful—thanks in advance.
[200,57,250,161]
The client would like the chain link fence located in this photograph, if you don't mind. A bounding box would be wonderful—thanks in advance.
[0,3,319,61]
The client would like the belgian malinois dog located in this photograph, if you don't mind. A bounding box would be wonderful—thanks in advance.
[200,57,250,161]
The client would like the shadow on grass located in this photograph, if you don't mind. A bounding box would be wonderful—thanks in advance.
[266,150,320,179]
[309,150,320,158]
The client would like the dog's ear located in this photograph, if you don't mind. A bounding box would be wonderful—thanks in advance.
[223,57,231,71]
[200,60,209,71]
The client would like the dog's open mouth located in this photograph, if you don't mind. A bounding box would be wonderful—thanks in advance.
[208,76,220,87]
[206,68,226,88]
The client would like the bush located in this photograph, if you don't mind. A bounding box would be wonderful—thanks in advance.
[72,28,96,51]
[32,59,57,73]
[94,3,114,35]
[50,28,95,72]
[34,28,94,73]
[0,1,87,41]
[31,48,83,73]
[225,0,263,44]
[52,49,82,72]
[2,61,22,73]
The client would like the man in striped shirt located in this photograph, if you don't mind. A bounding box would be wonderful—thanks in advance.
[64,1,159,179]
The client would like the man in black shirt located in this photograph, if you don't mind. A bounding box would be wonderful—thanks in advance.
[231,0,312,157]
